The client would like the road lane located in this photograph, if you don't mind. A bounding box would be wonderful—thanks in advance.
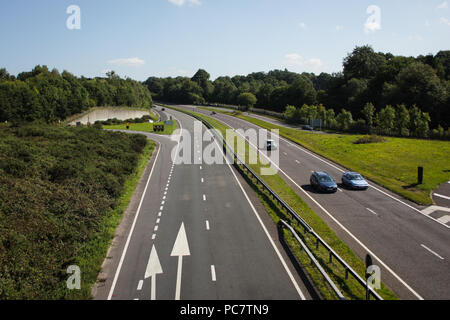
[183,104,450,300]
[95,108,310,300]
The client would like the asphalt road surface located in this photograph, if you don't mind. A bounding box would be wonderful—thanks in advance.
[180,104,450,300]
[94,108,310,300]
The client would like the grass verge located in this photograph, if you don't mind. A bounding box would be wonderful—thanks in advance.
[103,121,178,135]
[165,105,397,300]
[68,140,155,299]
[202,107,450,205]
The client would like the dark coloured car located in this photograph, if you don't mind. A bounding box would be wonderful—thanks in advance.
[211,111,217,115]
[310,172,338,193]
[302,125,313,131]
[342,172,369,190]
[161,108,166,111]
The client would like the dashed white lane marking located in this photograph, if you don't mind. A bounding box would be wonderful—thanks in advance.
[201,178,204,183]
[200,166,203,170]
[367,208,378,215]
[421,244,445,260]
[338,188,343,192]
[434,193,450,201]
[133,298,139,301]
[156,218,160,224]
[137,280,143,291]
[160,206,164,211]
[163,196,166,200]
[295,160,300,164]
[154,225,158,232]
[152,234,156,240]
[211,114,421,299]
[211,265,216,282]
[203,194,207,201]
[205,220,210,230]
[107,145,162,300]
[283,152,288,156]
[158,212,162,217]
[161,201,165,205]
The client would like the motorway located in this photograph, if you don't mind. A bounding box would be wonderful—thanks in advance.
[178,104,450,300]
[94,108,310,300]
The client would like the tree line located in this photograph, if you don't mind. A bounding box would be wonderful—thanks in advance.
[144,45,450,135]
[0,66,152,123]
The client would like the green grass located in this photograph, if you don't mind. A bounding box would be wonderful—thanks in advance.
[0,124,155,299]
[68,140,155,299]
[233,115,450,205]
[165,105,397,300]
[103,121,178,135]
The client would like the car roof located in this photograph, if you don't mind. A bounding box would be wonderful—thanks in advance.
[314,171,330,177]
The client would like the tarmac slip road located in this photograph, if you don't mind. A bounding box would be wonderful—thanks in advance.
[94,108,309,300]
[182,104,450,300]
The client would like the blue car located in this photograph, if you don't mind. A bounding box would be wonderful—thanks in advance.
[310,172,338,193]
[342,172,369,190]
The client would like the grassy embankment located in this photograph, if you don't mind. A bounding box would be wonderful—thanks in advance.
[201,107,450,205]
[166,105,396,300]
[103,120,178,136]
[0,124,155,299]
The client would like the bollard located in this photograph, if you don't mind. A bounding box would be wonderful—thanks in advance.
[418,167,423,185]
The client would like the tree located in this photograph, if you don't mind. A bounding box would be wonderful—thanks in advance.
[343,45,387,79]
[237,92,257,109]
[284,105,301,124]
[336,109,353,131]
[394,104,410,136]
[376,105,396,135]
[362,102,375,133]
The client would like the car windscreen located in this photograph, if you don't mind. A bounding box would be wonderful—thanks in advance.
[348,174,363,180]
[318,175,333,182]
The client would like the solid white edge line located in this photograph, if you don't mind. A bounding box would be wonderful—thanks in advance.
[421,244,445,260]
[206,220,210,230]
[203,194,206,201]
[107,145,161,300]
[210,133,307,300]
[211,112,425,300]
[227,112,450,230]
[367,208,377,215]
[107,112,183,300]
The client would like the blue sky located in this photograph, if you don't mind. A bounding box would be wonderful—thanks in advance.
[0,0,449,80]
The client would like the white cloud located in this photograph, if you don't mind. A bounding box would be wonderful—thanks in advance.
[168,0,201,6]
[299,22,306,29]
[437,1,448,9]
[440,17,450,26]
[107,57,146,67]
[335,25,344,31]
[283,53,323,72]
[284,53,303,66]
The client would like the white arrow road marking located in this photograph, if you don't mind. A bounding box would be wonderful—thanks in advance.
[145,245,163,300]
[171,223,191,300]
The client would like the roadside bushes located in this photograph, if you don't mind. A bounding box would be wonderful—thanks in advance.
[0,124,148,299]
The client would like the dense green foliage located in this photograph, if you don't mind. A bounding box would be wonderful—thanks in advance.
[145,46,449,131]
[0,67,152,123]
[0,124,149,299]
